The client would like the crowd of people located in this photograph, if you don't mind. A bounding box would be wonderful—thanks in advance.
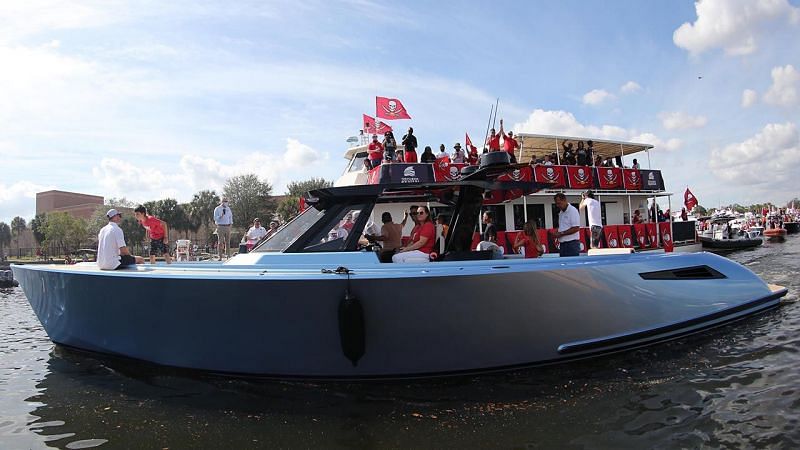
[96,197,282,270]
[362,123,641,170]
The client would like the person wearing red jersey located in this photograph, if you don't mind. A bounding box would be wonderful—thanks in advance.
[513,220,544,258]
[392,206,435,263]
[134,205,172,264]
[498,119,518,163]
[486,127,501,152]
[367,134,384,169]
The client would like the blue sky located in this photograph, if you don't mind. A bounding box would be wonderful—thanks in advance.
[1,0,799,223]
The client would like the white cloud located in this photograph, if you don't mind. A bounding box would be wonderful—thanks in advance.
[0,180,56,223]
[709,122,800,186]
[620,81,642,94]
[673,0,800,56]
[763,64,800,107]
[0,0,125,42]
[741,89,758,108]
[513,109,682,151]
[90,138,330,202]
[658,111,708,130]
[582,89,615,105]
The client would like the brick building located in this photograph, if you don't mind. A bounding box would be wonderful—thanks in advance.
[36,190,104,220]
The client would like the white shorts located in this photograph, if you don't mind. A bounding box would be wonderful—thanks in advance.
[392,250,431,263]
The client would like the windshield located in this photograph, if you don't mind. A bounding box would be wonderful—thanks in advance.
[252,207,325,252]
[347,153,367,173]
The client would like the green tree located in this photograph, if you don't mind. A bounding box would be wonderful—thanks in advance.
[30,213,47,245]
[42,212,89,255]
[694,205,708,216]
[0,222,10,260]
[188,190,220,233]
[223,174,273,232]
[276,178,332,223]
[10,216,26,250]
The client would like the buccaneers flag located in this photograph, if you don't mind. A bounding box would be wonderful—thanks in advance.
[376,96,412,120]
[363,114,392,134]
[684,188,698,210]
[465,133,477,152]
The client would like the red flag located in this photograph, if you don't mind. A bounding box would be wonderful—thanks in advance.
[595,167,622,189]
[684,188,698,210]
[533,165,565,187]
[623,169,642,190]
[659,221,674,252]
[376,96,412,120]
[363,114,392,134]
[465,133,476,152]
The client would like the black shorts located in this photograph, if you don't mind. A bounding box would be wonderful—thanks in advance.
[116,254,136,269]
[150,238,168,256]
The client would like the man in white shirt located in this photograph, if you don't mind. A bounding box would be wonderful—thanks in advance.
[213,197,233,259]
[580,190,603,249]
[244,218,267,251]
[452,143,465,163]
[554,193,581,257]
[97,209,144,270]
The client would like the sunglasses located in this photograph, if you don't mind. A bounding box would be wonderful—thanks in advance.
[415,211,427,216]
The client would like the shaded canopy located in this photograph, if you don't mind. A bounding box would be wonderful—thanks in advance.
[515,133,654,163]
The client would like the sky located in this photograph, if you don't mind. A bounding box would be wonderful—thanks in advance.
[1,0,799,223]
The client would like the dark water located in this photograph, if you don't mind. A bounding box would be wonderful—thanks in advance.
[2,238,799,449]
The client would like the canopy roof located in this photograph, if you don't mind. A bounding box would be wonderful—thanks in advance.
[515,133,654,162]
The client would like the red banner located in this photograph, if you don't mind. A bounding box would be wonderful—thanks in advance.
[659,221,674,252]
[623,169,642,190]
[376,96,411,120]
[366,165,381,184]
[578,227,588,253]
[603,225,620,248]
[547,228,561,253]
[566,165,594,189]
[633,224,647,247]
[596,167,623,189]
[433,161,466,182]
[537,229,550,254]
[497,166,533,182]
[617,225,634,248]
[684,188,698,210]
[533,165,565,187]
[645,223,659,249]
[362,114,392,134]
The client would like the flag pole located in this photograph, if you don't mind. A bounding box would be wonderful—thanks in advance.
[492,98,500,130]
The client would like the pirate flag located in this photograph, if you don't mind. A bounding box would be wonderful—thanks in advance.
[684,188,698,210]
[363,114,392,134]
[376,96,412,120]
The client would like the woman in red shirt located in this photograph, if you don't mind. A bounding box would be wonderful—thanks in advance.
[513,220,544,258]
[392,206,435,263]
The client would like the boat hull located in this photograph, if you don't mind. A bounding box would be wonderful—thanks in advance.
[783,222,798,234]
[699,236,762,250]
[11,252,787,378]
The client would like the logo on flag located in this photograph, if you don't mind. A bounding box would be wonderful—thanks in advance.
[604,169,617,183]
[376,97,412,120]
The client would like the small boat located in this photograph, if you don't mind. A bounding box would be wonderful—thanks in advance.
[698,216,762,251]
[784,222,799,234]
[764,227,787,240]
[12,155,788,379]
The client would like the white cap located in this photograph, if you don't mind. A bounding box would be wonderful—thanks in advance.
[106,208,121,218]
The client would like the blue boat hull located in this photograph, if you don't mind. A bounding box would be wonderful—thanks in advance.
[12,252,787,378]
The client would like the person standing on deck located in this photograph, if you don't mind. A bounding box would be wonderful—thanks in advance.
[367,134,384,169]
[580,190,603,249]
[213,197,233,259]
[134,205,172,264]
[401,127,418,163]
[486,127,501,152]
[499,119,518,163]
[555,193,581,257]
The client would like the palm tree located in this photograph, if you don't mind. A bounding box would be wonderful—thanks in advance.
[10,216,26,254]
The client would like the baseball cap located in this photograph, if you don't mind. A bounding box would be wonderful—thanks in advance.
[106,208,121,218]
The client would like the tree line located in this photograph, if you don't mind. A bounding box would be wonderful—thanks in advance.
[0,174,332,259]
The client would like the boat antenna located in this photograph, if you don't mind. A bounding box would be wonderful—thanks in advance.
[483,103,494,151]
[491,97,500,130]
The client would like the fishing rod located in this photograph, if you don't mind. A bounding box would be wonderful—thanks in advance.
[482,103,494,152]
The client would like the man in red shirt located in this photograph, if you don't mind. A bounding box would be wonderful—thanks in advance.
[486,127,501,152]
[134,205,172,264]
[367,134,384,169]
[499,119,518,163]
